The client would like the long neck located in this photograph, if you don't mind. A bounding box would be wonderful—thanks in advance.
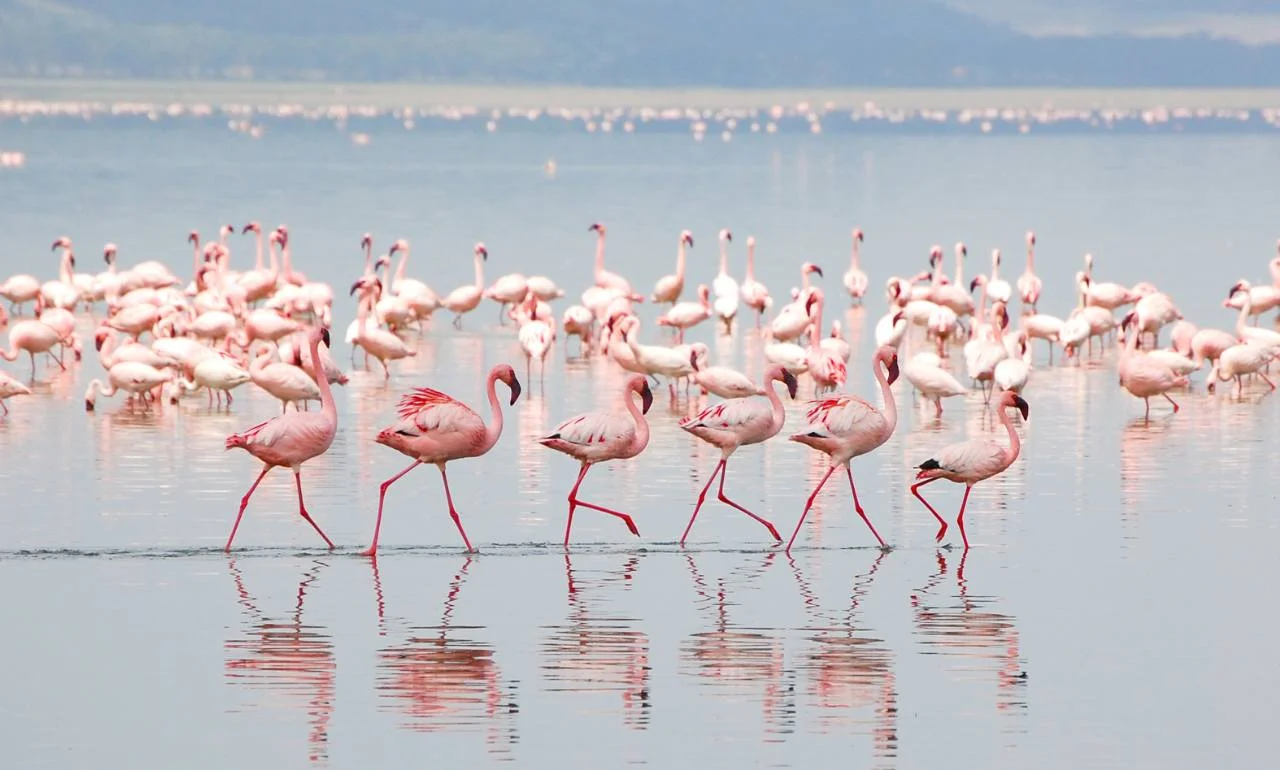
[993,316,1005,345]
[356,290,370,326]
[746,242,756,280]
[999,404,1021,467]
[676,240,687,280]
[1027,243,1035,272]
[1236,298,1250,335]
[395,247,409,283]
[954,253,964,285]
[873,359,898,435]
[473,253,484,289]
[267,239,279,277]
[623,389,650,453]
[990,256,999,281]
[594,233,606,279]
[253,233,264,272]
[308,336,335,419]
[60,252,73,283]
[364,243,374,277]
[191,238,201,278]
[250,346,272,374]
[765,376,786,433]
[718,240,729,275]
[852,238,861,270]
[482,372,505,452]
[808,300,823,346]
[282,241,294,277]
[99,333,117,367]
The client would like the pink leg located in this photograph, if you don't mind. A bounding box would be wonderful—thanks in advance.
[362,460,421,557]
[846,465,886,548]
[911,477,948,543]
[1260,371,1277,391]
[785,464,839,554]
[226,465,271,552]
[565,462,640,546]
[294,470,335,549]
[956,485,974,550]
[1163,393,1180,413]
[679,459,724,546]
[717,461,781,542]
[438,464,476,553]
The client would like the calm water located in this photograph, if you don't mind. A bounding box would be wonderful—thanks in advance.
[1,120,1279,769]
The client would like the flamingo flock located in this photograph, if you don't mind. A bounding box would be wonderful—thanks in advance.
[3,223,1279,556]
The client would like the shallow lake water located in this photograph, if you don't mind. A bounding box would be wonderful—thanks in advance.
[1,117,1279,769]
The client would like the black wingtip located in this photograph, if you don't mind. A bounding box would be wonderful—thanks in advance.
[917,459,942,471]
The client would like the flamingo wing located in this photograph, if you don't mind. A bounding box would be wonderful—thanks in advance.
[917,439,1003,479]
[395,387,483,435]
[679,398,768,431]
[543,410,634,447]
[799,394,883,436]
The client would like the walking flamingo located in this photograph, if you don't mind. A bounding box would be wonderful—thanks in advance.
[518,298,554,386]
[786,344,901,553]
[539,374,653,547]
[364,364,522,555]
[1017,231,1042,311]
[910,390,1029,550]
[84,361,172,411]
[678,364,798,544]
[843,228,868,305]
[223,326,338,552]
[652,230,694,305]
[739,236,771,325]
[440,243,488,328]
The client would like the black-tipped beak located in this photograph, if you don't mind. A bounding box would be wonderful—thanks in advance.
[1014,395,1030,420]
[684,235,695,247]
[724,232,732,242]
[893,311,905,325]
[68,254,76,269]
[886,357,900,386]
[810,265,824,277]
[589,223,602,233]
[94,335,105,352]
[639,381,653,414]
[241,224,253,234]
[969,277,980,293]
[509,377,523,405]
[49,240,60,252]
[320,327,331,348]
[1227,283,1242,297]
[187,233,198,245]
[782,369,798,399]
[103,252,112,264]
[689,349,699,370]
[349,280,363,296]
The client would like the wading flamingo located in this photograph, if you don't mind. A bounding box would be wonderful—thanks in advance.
[786,344,900,553]
[0,370,32,414]
[739,235,771,325]
[223,326,337,552]
[712,229,740,333]
[910,390,1029,550]
[588,223,635,296]
[678,364,798,545]
[539,374,653,547]
[652,230,694,305]
[365,364,522,555]
[843,228,868,305]
[1017,231,1042,312]
[440,243,488,328]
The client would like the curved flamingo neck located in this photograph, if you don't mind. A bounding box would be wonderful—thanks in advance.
[764,373,786,431]
[395,247,409,284]
[249,345,273,374]
[308,334,335,419]
[99,332,118,367]
[745,242,756,280]
[594,233,606,281]
[873,356,897,435]
[482,370,506,452]
[999,403,1021,467]
[473,252,485,289]
[676,239,687,281]
[623,387,650,453]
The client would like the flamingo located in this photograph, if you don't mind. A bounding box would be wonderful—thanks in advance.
[993,331,1031,394]
[348,277,418,378]
[0,370,31,415]
[688,345,760,399]
[804,290,846,393]
[843,228,868,305]
[1224,279,1280,322]
[1211,342,1276,398]
[739,235,771,326]
[986,249,1012,305]
[652,230,694,305]
[365,364,522,555]
[539,374,653,547]
[786,344,901,553]
[517,297,554,386]
[1080,267,1138,310]
[237,222,278,303]
[656,284,711,343]
[387,238,440,321]
[561,304,595,356]
[1,317,65,377]
[712,229,740,333]
[1118,319,1184,419]
[179,355,252,407]
[1017,231,1042,311]
[769,263,824,341]
[440,243,488,328]
[902,351,967,417]
[1021,312,1064,363]
[94,327,177,370]
[248,344,321,412]
[223,326,338,552]
[1226,287,1280,354]
[484,267,529,325]
[0,271,41,314]
[587,223,635,295]
[822,321,851,363]
[677,364,799,544]
[910,389,1029,550]
[84,361,172,411]
[527,275,565,301]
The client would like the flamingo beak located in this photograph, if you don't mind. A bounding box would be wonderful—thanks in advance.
[969,277,980,293]
[509,376,523,405]
[689,349,699,369]
[1013,394,1030,420]
[320,327,331,348]
[639,381,653,414]
[589,223,602,233]
[349,280,363,296]
[388,241,400,254]
[782,369,798,399]
[893,311,905,325]
[685,235,695,247]
[241,224,253,234]
[809,265,824,277]
[886,357,900,386]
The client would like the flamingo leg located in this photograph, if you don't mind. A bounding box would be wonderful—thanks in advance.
[226,465,272,552]
[785,464,839,554]
[679,459,724,545]
[717,461,781,542]
[293,470,335,549]
[846,465,886,548]
[362,460,421,557]
[565,462,639,546]
[439,464,476,553]
[1163,393,1180,413]
[910,477,948,543]
[956,485,974,550]
[1260,371,1277,391]
[1144,397,1151,420]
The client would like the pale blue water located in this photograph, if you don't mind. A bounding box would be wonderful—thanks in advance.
[0,116,1278,769]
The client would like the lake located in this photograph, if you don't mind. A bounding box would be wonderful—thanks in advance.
[1,104,1278,769]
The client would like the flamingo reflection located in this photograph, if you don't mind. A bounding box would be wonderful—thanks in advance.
[790,553,897,761]
[224,559,335,765]
[911,551,1028,719]
[370,556,516,753]
[681,552,795,737]
[542,554,650,729]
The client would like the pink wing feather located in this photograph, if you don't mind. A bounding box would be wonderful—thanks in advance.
[393,387,481,436]
[679,398,768,431]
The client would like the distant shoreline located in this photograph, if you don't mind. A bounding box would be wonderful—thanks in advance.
[4,78,1280,110]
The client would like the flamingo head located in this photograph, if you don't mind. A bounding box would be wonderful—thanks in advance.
[853,228,864,242]
[374,255,392,271]
[51,236,72,251]
[1003,390,1030,421]
[268,230,282,247]
[187,230,199,246]
[992,248,1001,266]
[697,284,711,302]
[219,224,234,239]
[389,238,409,255]
[494,364,522,405]
[892,310,906,326]
[681,230,694,247]
[969,275,986,293]
[630,376,654,415]
[93,326,110,351]
[719,228,732,243]
[275,226,289,246]
[687,342,708,371]
[830,320,842,337]
[1228,280,1249,298]
[306,325,331,349]
[780,367,799,399]
[745,235,755,248]
[242,221,260,235]
[928,246,943,267]
[1026,231,1036,246]
[802,262,824,278]
[956,242,968,259]
[102,243,117,263]
[474,242,488,260]
[1084,252,1094,270]
[361,233,373,250]
[588,222,606,235]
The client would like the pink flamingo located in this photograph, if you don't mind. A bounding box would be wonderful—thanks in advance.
[678,364,798,545]
[223,326,337,552]
[910,389,1029,550]
[364,364,522,556]
[786,344,900,553]
[539,374,653,547]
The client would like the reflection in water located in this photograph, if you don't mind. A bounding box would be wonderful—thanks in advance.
[681,553,795,739]
[225,559,335,766]
[791,554,897,764]
[1119,415,1176,537]
[911,552,1028,723]
[542,555,650,729]
[372,557,516,755]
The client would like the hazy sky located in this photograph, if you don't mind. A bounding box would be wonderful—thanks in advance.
[948,1,1280,43]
